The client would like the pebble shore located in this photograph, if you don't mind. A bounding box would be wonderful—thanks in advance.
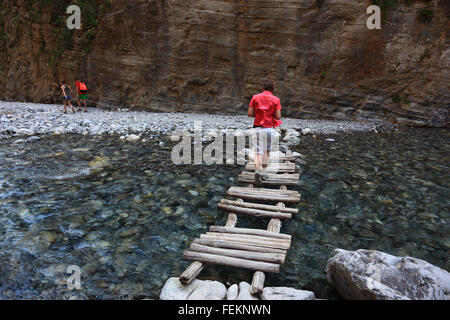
[0,101,395,139]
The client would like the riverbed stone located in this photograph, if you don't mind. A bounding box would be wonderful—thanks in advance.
[226,284,239,300]
[260,287,316,300]
[16,128,34,135]
[126,134,140,141]
[159,277,226,300]
[325,249,450,300]
[236,282,259,300]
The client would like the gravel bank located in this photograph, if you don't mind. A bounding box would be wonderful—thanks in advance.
[0,101,395,139]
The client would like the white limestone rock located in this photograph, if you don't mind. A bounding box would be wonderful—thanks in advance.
[126,134,140,142]
[301,128,312,135]
[325,249,450,300]
[159,277,227,300]
[226,284,239,300]
[236,282,259,300]
[261,287,316,300]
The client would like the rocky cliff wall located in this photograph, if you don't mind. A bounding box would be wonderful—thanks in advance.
[0,0,448,126]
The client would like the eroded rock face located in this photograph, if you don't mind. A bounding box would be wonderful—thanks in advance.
[0,1,448,126]
[325,249,450,300]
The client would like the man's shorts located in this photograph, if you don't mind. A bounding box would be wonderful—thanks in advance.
[79,94,87,100]
[63,95,71,101]
[253,127,275,155]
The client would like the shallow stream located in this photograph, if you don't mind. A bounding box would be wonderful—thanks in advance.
[0,128,448,299]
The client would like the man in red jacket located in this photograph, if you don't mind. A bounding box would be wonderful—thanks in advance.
[248,81,282,184]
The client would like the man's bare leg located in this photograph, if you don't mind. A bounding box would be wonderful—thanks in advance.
[254,152,263,185]
[69,101,75,113]
[83,100,88,112]
[261,150,270,177]
[254,153,261,172]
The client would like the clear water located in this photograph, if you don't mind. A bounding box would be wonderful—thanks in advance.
[0,128,448,299]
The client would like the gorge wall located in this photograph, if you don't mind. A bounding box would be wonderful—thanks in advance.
[0,0,448,126]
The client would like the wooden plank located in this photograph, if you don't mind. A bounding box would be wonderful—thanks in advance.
[218,202,292,219]
[240,172,300,180]
[179,262,204,285]
[249,156,295,162]
[219,199,298,214]
[193,239,287,255]
[205,232,291,245]
[209,226,291,240]
[245,163,296,173]
[238,172,299,186]
[200,234,290,250]
[229,186,299,196]
[227,186,301,203]
[183,251,280,273]
[189,243,286,264]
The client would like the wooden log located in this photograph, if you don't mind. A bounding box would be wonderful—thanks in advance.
[238,174,299,187]
[189,243,285,264]
[200,234,290,250]
[245,163,296,173]
[218,202,292,219]
[183,250,280,273]
[267,218,282,234]
[251,271,265,295]
[193,238,287,255]
[205,232,291,245]
[225,213,237,227]
[227,187,301,203]
[247,156,294,163]
[228,186,300,196]
[219,199,298,214]
[179,261,204,285]
[209,226,291,240]
[240,172,300,180]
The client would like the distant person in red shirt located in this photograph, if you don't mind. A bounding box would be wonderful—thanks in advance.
[248,81,282,184]
[75,80,88,112]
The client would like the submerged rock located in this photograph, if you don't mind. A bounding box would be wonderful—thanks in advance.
[159,277,226,300]
[325,249,450,300]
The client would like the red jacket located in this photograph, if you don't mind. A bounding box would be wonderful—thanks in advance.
[249,91,282,128]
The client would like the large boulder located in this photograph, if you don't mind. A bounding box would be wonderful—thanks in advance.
[159,277,227,300]
[261,287,316,300]
[325,249,450,300]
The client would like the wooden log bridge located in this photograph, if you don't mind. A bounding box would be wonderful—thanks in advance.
[179,149,301,294]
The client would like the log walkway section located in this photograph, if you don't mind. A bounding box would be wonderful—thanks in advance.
[179,149,301,294]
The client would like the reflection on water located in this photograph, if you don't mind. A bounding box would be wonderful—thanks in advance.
[0,128,448,299]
